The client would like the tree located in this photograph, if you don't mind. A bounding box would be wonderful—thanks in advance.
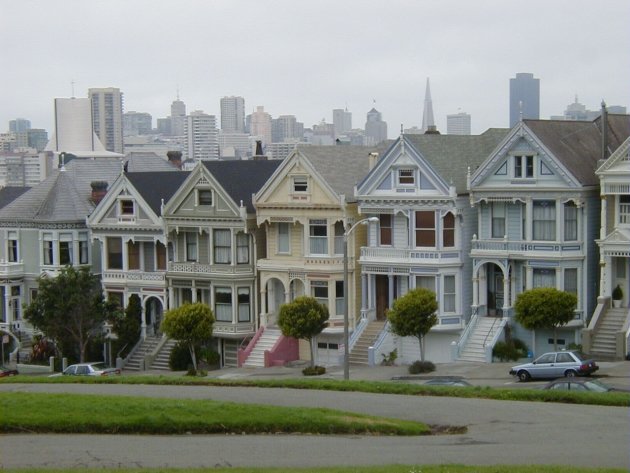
[110,294,142,359]
[386,288,438,362]
[160,303,214,372]
[277,296,329,367]
[24,266,117,363]
[514,287,577,351]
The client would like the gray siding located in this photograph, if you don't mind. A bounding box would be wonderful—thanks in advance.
[393,213,408,248]
[143,243,155,271]
[506,203,522,240]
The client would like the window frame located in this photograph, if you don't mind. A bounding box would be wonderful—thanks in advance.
[277,222,290,254]
[533,200,556,241]
[442,212,455,247]
[213,229,232,264]
[106,236,123,270]
[443,274,456,313]
[379,214,392,246]
[414,211,436,247]
[197,189,213,206]
[397,168,415,186]
[309,219,328,255]
[237,287,251,322]
[185,232,198,262]
[491,202,506,239]
[236,232,249,264]
[120,199,135,215]
[42,233,54,266]
[58,233,73,266]
[292,176,308,193]
[7,231,18,263]
[311,280,329,308]
[563,201,578,241]
[214,287,232,322]
[514,155,534,179]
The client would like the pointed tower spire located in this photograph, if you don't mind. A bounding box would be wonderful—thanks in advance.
[421,78,435,133]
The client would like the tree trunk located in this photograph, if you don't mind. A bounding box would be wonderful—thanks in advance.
[308,338,315,367]
[553,326,558,351]
[189,344,197,371]
[418,336,425,362]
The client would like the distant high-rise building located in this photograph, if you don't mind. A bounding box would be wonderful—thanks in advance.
[14,129,49,151]
[272,115,302,143]
[220,96,245,133]
[311,120,335,145]
[332,108,352,137]
[185,111,219,161]
[421,78,435,133]
[170,97,187,136]
[9,118,31,133]
[550,96,627,121]
[88,87,124,153]
[123,111,153,136]
[509,73,540,127]
[446,112,471,135]
[365,108,388,144]
[218,131,251,159]
[249,106,272,146]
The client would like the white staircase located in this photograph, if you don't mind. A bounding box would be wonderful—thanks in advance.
[348,320,387,365]
[458,317,503,362]
[124,336,163,371]
[149,338,177,371]
[589,308,628,360]
[242,328,282,368]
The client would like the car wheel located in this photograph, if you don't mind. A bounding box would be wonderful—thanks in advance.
[565,369,577,378]
[518,370,531,382]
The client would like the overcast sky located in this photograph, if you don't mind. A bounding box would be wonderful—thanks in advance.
[1,0,629,137]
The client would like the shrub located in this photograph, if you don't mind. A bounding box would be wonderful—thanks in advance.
[612,284,623,301]
[381,349,398,366]
[408,360,435,374]
[169,342,195,371]
[302,365,326,376]
[493,338,528,361]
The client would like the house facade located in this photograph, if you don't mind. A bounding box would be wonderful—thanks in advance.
[468,115,630,355]
[355,130,508,363]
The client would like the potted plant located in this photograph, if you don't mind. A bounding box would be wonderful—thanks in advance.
[612,284,623,308]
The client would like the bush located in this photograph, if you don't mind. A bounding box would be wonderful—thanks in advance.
[381,349,398,366]
[302,365,326,376]
[408,360,435,374]
[169,342,195,371]
[493,338,528,361]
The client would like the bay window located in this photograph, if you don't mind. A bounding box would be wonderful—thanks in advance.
[335,280,344,316]
[215,287,232,322]
[443,275,456,312]
[533,268,556,288]
[236,232,249,264]
[311,281,328,308]
[107,237,123,269]
[128,241,140,270]
[185,232,198,262]
[415,211,435,247]
[443,212,455,247]
[237,288,250,322]
[564,202,578,241]
[78,232,89,264]
[213,229,231,264]
[277,223,290,254]
[491,202,506,239]
[334,221,344,255]
[309,220,328,255]
[43,233,54,265]
[59,233,73,265]
[533,200,556,241]
[7,231,18,262]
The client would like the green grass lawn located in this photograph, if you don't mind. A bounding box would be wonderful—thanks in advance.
[4,374,629,407]
[0,392,432,435]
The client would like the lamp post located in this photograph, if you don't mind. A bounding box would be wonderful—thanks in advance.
[343,216,379,380]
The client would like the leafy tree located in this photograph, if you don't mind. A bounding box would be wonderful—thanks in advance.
[110,294,142,359]
[160,303,214,371]
[386,288,438,362]
[514,287,577,351]
[277,296,329,367]
[24,266,117,363]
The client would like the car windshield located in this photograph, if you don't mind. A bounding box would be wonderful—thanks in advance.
[582,380,611,393]
[90,362,107,370]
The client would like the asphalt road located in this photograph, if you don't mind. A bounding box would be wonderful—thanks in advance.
[1,382,629,469]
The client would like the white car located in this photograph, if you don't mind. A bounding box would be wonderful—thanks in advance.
[509,351,598,382]
[50,362,120,377]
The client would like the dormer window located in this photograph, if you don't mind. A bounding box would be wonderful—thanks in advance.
[514,155,534,178]
[398,169,415,185]
[197,189,213,206]
[293,176,308,192]
[120,199,134,215]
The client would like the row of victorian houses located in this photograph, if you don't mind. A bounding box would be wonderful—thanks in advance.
[0,112,629,369]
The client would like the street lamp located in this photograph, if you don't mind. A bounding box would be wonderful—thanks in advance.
[343,216,379,380]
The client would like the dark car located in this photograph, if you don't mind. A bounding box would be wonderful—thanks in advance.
[424,377,472,387]
[509,350,598,381]
[49,362,120,377]
[543,377,629,393]
[0,366,19,377]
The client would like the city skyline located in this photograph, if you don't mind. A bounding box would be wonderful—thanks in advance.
[1,0,628,137]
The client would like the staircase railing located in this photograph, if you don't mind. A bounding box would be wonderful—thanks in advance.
[368,321,390,366]
[144,334,169,370]
[452,306,479,360]
[121,336,146,369]
[582,297,609,354]
[484,318,507,363]
[238,326,264,367]
[348,316,369,352]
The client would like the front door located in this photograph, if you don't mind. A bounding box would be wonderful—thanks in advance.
[487,264,504,317]
[375,275,389,321]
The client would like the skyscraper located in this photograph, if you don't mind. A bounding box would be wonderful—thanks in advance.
[9,118,31,133]
[88,87,124,153]
[170,97,187,136]
[249,106,272,146]
[421,78,435,133]
[185,111,219,161]
[332,108,352,137]
[220,96,245,133]
[509,73,540,127]
[123,111,153,136]
[365,108,388,145]
[446,112,471,135]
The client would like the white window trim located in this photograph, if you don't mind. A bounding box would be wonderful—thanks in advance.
[397,168,415,186]
[277,222,291,255]
[196,188,214,207]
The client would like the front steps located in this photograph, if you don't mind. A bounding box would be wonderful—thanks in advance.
[242,327,282,368]
[457,317,503,362]
[589,308,628,360]
[124,335,175,371]
[348,320,387,365]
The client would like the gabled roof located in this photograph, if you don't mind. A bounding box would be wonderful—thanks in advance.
[596,136,630,174]
[0,158,123,223]
[125,171,191,215]
[0,187,30,210]
[404,129,510,193]
[124,152,180,172]
[202,160,282,212]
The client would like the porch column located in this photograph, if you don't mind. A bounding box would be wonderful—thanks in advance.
[3,286,11,325]
[555,267,562,291]
[472,275,479,307]
[191,281,197,302]
[167,285,174,310]
[502,273,510,317]
[600,196,607,240]
[526,266,533,290]
[361,273,367,311]
[140,305,147,340]
[555,200,562,243]
[525,198,533,241]
[260,285,267,327]
[601,254,611,297]
[388,275,394,309]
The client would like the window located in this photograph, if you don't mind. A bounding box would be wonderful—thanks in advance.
[238,288,250,322]
[334,221,344,255]
[309,220,328,255]
[156,242,167,270]
[7,231,18,262]
[619,195,630,224]
[415,211,435,247]
[277,223,290,254]
[59,233,73,265]
[533,200,556,241]
[213,229,231,264]
[293,176,308,192]
[491,202,506,239]
[78,232,89,264]
[443,275,456,312]
[379,214,392,245]
[416,276,435,292]
[42,233,53,265]
[443,213,455,247]
[514,155,534,178]
[107,237,123,269]
[236,232,249,264]
[215,287,232,322]
[128,241,140,270]
[398,169,415,185]
[564,268,578,295]
[311,281,328,308]
[198,189,213,206]
[120,199,134,215]
[564,202,578,241]
[533,268,556,288]
[335,280,344,316]
[185,233,198,262]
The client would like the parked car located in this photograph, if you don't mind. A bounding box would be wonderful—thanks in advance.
[424,377,472,387]
[0,366,19,377]
[509,351,598,382]
[543,377,629,393]
[50,362,120,377]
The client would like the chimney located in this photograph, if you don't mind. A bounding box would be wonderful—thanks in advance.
[600,101,608,160]
[90,181,108,205]
[167,150,183,169]
[368,152,379,170]
[253,140,267,160]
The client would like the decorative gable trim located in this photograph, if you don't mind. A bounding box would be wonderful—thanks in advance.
[596,136,630,174]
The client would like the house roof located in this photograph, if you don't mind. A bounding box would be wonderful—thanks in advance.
[404,128,510,193]
[202,160,282,212]
[125,171,191,215]
[0,187,30,210]
[124,152,180,172]
[0,158,123,224]
[523,114,630,186]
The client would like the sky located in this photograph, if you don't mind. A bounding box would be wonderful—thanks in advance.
[1,0,629,137]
